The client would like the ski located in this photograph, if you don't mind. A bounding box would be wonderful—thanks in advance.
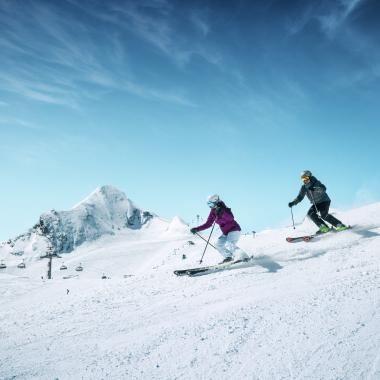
[187,258,253,276]
[173,263,221,276]
[174,257,252,277]
[286,235,315,243]
[286,225,352,243]
[174,261,235,276]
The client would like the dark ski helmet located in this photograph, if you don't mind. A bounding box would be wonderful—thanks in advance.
[300,170,312,178]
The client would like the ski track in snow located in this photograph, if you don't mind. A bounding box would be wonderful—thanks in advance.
[1,205,380,379]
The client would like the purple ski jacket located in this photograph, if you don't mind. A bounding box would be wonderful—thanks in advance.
[195,201,241,235]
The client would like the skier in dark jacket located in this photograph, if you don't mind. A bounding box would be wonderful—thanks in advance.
[190,194,249,263]
[288,170,349,234]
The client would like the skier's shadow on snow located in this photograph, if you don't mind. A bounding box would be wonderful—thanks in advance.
[287,250,327,263]
[352,226,380,239]
[252,255,283,273]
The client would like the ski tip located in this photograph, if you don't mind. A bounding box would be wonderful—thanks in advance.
[174,270,188,276]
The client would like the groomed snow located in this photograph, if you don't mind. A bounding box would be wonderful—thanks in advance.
[1,203,380,379]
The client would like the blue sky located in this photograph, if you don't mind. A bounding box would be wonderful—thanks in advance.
[1,0,380,240]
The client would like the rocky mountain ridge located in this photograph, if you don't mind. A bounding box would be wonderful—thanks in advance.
[1,186,155,257]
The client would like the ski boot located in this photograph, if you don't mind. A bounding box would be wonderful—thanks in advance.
[316,225,331,235]
[219,256,233,264]
[335,224,350,232]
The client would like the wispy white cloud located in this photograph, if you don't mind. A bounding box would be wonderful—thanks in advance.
[110,3,174,55]
[190,10,211,37]
[286,5,314,36]
[320,0,380,89]
[117,79,197,107]
[240,76,311,130]
[286,0,380,88]
[0,0,198,108]
[70,0,220,67]
[318,0,364,35]
[0,72,81,109]
[286,0,365,37]
[0,117,40,130]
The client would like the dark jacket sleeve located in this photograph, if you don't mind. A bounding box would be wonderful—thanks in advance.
[196,209,216,232]
[293,186,307,205]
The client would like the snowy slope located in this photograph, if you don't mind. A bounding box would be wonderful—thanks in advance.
[0,203,380,379]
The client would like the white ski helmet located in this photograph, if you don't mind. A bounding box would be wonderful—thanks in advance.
[207,194,220,203]
[300,170,312,178]
[207,194,220,207]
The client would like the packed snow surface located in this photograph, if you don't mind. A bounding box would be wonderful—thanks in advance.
[1,203,380,379]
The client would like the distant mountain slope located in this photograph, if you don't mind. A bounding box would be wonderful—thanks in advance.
[0,186,156,257]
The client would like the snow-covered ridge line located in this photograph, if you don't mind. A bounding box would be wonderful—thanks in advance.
[0,185,159,257]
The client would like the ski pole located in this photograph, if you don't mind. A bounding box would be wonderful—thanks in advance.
[199,221,216,264]
[290,207,295,229]
[194,232,217,250]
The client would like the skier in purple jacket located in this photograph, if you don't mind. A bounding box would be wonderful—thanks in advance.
[190,194,249,263]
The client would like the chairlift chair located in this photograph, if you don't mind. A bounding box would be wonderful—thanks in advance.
[75,264,83,272]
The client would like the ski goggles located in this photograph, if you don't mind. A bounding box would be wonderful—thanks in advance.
[207,201,217,208]
[301,176,310,183]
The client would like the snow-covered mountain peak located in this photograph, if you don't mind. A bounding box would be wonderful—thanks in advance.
[165,216,189,235]
[1,186,157,257]
[70,185,144,227]
[72,185,128,210]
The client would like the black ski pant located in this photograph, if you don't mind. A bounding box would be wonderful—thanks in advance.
[307,201,342,228]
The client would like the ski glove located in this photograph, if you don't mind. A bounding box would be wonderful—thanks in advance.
[288,201,295,208]
[190,227,198,234]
